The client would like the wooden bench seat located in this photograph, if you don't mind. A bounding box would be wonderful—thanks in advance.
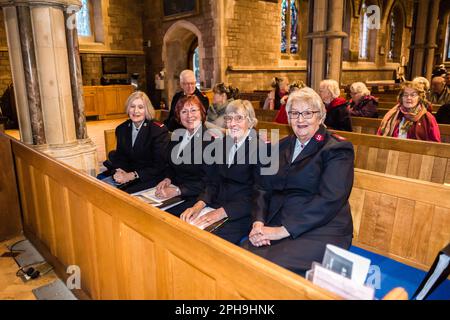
[4,132,449,299]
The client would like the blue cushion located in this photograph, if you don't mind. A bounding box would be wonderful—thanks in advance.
[350,246,450,300]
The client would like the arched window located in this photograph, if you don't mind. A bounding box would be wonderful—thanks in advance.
[388,6,404,62]
[359,1,370,59]
[446,15,450,61]
[281,0,299,54]
[77,0,93,38]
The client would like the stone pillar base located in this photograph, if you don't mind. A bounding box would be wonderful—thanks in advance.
[36,138,98,176]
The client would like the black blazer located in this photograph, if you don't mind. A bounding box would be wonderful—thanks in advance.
[253,125,354,239]
[324,99,352,132]
[108,119,169,187]
[198,129,267,243]
[164,88,210,131]
[166,125,213,199]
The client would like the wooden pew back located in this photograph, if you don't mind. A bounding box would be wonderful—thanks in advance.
[350,169,450,271]
[9,134,337,300]
[351,117,450,143]
[7,133,449,298]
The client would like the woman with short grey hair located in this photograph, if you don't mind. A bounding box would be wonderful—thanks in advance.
[319,79,352,131]
[348,82,379,118]
[242,87,355,276]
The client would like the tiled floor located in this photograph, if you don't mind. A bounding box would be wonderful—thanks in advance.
[0,237,58,300]
[5,118,126,163]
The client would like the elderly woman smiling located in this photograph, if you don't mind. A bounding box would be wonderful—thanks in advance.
[241,87,355,276]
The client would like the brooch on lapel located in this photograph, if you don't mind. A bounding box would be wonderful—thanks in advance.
[144,123,148,127]
[314,133,324,142]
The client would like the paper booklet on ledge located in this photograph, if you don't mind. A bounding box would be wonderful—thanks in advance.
[131,186,185,211]
[305,244,374,300]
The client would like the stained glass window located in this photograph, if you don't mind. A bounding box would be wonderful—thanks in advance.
[281,0,298,55]
[388,10,396,60]
[290,0,298,54]
[193,47,200,88]
[447,16,450,60]
[281,0,288,54]
[359,1,369,59]
[76,0,92,37]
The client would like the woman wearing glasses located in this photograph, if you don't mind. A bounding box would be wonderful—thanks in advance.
[180,99,265,244]
[377,81,441,142]
[242,87,355,276]
[154,95,212,216]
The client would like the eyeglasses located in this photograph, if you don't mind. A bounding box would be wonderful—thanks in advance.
[288,110,320,120]
[180,108,200,116]
[224,115,246,123]
[402,92,419,98]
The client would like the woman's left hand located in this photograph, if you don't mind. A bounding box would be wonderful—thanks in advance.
[113,168,135,184]
[249,226,290,247]
[191,208,227,229]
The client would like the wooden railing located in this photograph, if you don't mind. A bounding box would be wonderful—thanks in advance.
[8,133,338,300]
[5,133,449,299]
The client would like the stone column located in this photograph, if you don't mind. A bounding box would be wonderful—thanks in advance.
[0,0,98,176]
[424,0,440,80]
[3,6,34,144]
[410,0,429,79]
[306,0,346,90]
[64,5,88,140]
[307,0,328,91]
[326,0,345,83]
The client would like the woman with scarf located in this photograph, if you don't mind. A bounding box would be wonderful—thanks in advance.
[377,81,441,142]
[205,83,239,132]
[319,79,352,132]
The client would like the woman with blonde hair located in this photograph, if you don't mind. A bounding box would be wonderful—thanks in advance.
[101,91,170,193]
[377,81,441,142]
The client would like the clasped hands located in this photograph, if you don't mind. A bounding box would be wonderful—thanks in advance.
[249,221,290,247]
[180,201,227,229]
[113,168,136,184]
[154,178,180,199]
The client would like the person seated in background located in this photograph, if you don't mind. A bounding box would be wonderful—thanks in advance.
[412,76,433,111]
[319,79,352,132]
[263,77,289,110]
[347,82,379,118]
[377,81,441,142]
[445,72,450,89]
[180,100,265,244]
[241,87,354,276]
[274,80,306,124]
[430,76,450,106]
[435,103,450,124]
[164,69,209,131]
[205,82,239,132]
[101,91,169,193]
[155,95,214,216]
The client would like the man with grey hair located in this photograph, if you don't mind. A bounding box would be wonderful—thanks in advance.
[164,69,209,131]
[430,76,450,106]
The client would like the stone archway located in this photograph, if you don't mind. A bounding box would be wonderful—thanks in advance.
[162,20,204,103]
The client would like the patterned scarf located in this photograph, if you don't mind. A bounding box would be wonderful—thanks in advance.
[378,102,427,137]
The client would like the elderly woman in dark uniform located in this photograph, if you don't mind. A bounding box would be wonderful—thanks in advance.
[102,91,169,194]
[154,95,212,216]
[180,99,265,244]
[242,87,354,276]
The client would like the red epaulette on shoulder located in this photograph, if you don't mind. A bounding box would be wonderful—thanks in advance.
[331,133,346,141]
[152,121,165,128]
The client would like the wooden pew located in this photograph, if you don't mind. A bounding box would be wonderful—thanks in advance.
[255,109,278,122]
[351,117,450,143]
[7,133,338,300]
[5,133,449,299]
[256,121,450,184]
